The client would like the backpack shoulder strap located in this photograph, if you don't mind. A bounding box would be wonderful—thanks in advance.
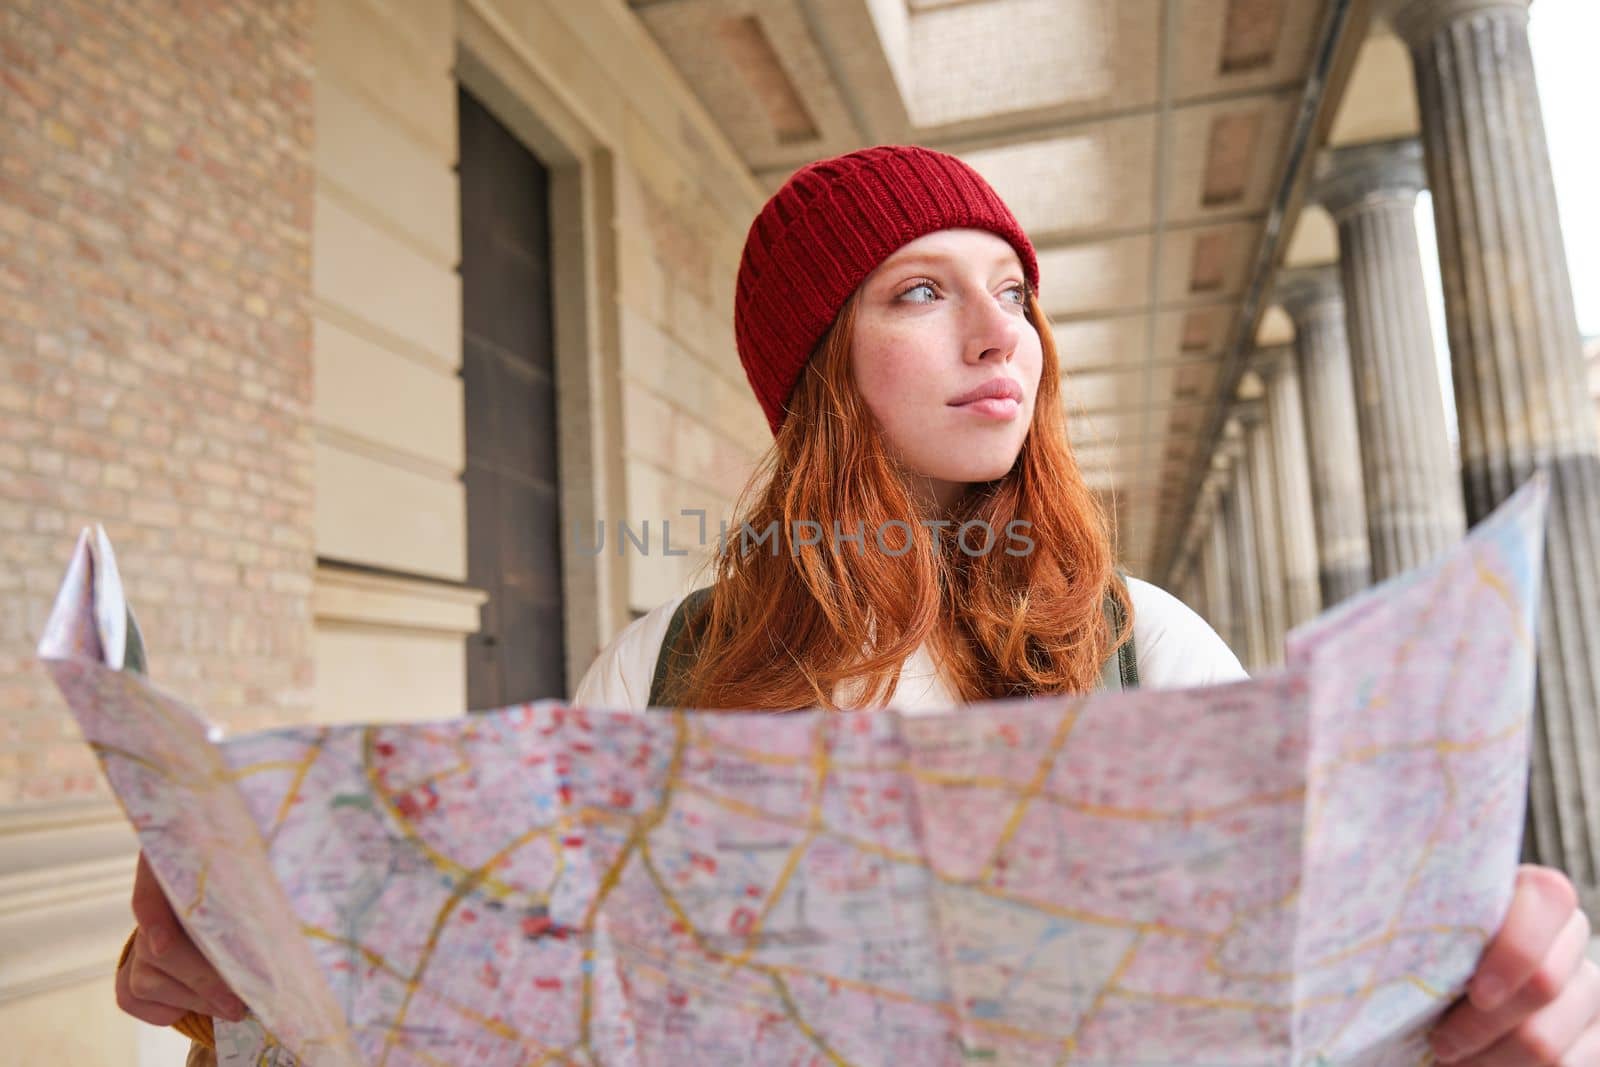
[649,586,715,708]
[1099,574,1140,692]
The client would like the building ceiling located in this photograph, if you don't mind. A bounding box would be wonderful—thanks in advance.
[626,0,1376,576]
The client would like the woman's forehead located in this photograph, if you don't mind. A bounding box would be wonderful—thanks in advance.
[874,229,1023,275]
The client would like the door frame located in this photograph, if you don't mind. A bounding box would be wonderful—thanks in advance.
[456,5,630,687]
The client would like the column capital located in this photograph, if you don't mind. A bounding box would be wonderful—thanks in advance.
[1272,264,1344,324]
[1233,397,1268,428]
[1248,343,1296,381]
[1390,0,1531,49]
[1313,138,1426,220]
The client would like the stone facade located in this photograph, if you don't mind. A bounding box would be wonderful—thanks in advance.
[458,1,767,628]
[1,0,768,1060]
[1,0,315,1058]
[306,0,480,726]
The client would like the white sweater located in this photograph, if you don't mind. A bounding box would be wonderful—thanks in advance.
[572,578,1247,713]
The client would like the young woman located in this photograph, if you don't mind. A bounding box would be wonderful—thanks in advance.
[119,145,1598,1065]
[574,147,1243,716]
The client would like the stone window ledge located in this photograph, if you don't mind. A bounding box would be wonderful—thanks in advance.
[0,801,137,1003]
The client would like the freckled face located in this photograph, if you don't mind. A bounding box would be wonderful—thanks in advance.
[850,229,1043,508]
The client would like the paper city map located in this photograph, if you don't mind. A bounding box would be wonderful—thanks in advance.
[38,478,1548,1066]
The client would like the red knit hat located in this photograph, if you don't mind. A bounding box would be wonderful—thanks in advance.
[734,145,1040,435]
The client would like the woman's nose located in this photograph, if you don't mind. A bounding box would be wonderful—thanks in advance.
[966,297,1022,363]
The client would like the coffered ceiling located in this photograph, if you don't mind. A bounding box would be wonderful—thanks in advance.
[626,0,1375,576]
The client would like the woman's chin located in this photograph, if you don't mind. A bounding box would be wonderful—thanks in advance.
[918,455,1023,487]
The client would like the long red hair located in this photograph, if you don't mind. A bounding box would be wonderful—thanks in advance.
[678,290,1129,711]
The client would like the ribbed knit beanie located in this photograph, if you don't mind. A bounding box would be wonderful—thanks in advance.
[734,145,1040,435]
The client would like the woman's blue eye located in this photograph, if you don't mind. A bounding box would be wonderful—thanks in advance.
[896,281,1027,305]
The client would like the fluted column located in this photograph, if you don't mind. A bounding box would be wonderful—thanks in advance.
[1177,508,1209,617]
[1182,564,1205,618]
[1175,466,1222,627]
[1274,266,1372,605]
[1255,344,1323,629]
[1396,0,1600,905]
[1220,420,1267,671]
[1203,467,1235,659]
[1200,468,1237,656]
[1315,139,1466,579]
[1184,556,1203,620]
[1218,485,1244,657]
[1239,399,1287,666]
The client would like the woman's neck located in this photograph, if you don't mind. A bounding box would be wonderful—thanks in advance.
[903,472,968,515]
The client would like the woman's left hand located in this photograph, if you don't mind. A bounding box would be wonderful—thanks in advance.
[1429,865,1600,1064]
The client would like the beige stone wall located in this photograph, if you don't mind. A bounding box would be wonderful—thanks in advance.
[308,0,487,723]
[313,0,775,703]
[0,804,191,1063]
[0,980,143,1064]
[0,0,315,1059]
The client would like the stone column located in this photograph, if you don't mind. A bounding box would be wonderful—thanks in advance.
[1170,548,1197,615]
[1183,563,1205,618]
[1314,139,1466,580]
[1239,399,1287,666]
[1184,531,1210,618]
[1201,468,1237,654]
[1221,418,1268,671]
[1274,266,1372,605]
[1175,469,1218,625]
[1255,344,1323,629]
[1396,0,1600,903]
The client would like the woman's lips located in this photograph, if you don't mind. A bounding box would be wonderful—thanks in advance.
[954,396,1022,419]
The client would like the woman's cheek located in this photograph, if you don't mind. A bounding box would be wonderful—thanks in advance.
[866,346,926,409]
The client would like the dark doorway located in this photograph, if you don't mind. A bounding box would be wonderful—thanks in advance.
[457,86,565,708]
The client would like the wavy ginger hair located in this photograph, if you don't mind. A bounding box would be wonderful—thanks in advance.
[677,289,1130,711]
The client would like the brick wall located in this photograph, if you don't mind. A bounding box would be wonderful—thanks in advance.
[0,0,316,806]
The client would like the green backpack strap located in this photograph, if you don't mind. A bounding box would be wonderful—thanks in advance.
[1099,574,1140,692]
[648,586,714,708]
